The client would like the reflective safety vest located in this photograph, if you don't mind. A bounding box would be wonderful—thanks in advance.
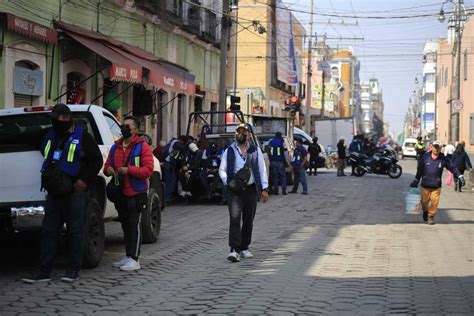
[109,142,147,193]
[41,126,84,177]
[415,143,425,150]
[268,138,285,162]
[293,147,305,167]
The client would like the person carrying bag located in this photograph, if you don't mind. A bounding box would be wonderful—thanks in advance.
[104,116,154,271]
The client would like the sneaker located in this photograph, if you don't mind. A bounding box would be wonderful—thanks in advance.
[227,251,240,263]
[282,191,287,195]
[241,250,254,259]
[428,217,435,225]
[61,271,80,282]
[301,192,308,195]
[112,256,129,268]
[120,258,141,271]
[422,211,428,222]
[21,273,51,284]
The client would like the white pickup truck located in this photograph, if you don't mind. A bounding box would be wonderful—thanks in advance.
[0,105,164,268]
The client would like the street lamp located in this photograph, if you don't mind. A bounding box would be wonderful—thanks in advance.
[438,0,467,142]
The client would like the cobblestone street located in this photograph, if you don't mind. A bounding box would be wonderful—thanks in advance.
[0,160,473,315]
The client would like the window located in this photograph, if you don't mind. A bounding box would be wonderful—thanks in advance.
[464,50,468,81]
[103,113,122,141]
[444,68,448,87]
[425,73,435,83]
[14,60,40,107]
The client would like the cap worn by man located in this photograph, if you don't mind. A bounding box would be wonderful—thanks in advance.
[432,140,441,148]
[49,103,72,118]
[236,123,249,132]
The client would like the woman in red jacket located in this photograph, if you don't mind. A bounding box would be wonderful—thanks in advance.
[104,116,154,271]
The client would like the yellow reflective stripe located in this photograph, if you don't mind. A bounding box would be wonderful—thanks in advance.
[270,147,274,155]
[277,147,281,156]
[44,140,51,160]
[134,156,140,166]
[67,143,77,162]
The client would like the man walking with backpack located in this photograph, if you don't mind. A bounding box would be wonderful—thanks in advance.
[219,124,269,262]
[104,116,154,271]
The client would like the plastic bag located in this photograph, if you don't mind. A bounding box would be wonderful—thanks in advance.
[405,188,421,214]
[445,171,453,186]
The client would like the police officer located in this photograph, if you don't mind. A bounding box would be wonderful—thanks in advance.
[415,136,425,160]
[349,135,363,176]
[307,137,322,176]
[219,124,269,262]
[104,116,154,271]
[289,139,308,194]
[22,104,102,283]
[268,131,288,195]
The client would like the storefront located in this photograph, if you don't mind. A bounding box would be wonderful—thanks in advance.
[54,21,196,144]
[0,13,57,108]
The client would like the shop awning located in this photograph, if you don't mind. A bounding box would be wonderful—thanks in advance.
[64,32,142,83]
[4,13,57,44]
[55,20,195,94]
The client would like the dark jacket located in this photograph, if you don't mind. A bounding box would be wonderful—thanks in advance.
[337,142,346,159]
[415,152,460,189]
[452,151,472,171]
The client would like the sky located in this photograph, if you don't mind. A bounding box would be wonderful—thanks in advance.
[282,0,474,138]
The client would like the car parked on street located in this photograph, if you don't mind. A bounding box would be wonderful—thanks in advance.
[0,105,165,268]
[402,138,418,159]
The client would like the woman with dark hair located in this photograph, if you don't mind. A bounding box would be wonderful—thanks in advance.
[452,144,472,192]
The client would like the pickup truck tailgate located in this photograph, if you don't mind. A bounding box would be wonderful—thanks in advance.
[0,151,46,203]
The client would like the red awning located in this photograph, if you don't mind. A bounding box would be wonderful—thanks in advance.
[65,32,142,83]
[55,20,195,93]
[6,13,57,44]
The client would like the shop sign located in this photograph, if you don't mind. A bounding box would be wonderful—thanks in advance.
[7,14,57,44]
[110,64,142,83]
[14,67,43,96]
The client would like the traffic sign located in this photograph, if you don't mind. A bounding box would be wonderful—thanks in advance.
[452,100,463,112]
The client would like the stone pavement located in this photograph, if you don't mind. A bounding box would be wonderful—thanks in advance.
[0,160,473,315]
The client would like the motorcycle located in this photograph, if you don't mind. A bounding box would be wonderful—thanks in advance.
[349,148,402,179]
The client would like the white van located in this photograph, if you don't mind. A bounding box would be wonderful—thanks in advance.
[402,138,418,159]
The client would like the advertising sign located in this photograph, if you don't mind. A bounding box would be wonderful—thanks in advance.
[14,67,43,96]
[275,0,298,85]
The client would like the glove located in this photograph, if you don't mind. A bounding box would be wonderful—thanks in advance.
[458,175,465,187]
[410,179,419,188]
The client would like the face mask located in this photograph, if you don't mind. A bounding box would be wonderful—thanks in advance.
[236,133,247,144]
[121,125,132,139]
[51,119,72,135]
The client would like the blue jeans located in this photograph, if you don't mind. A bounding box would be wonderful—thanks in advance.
[40,192,87,274]
[270,161,287,193]
[292,167,308,193]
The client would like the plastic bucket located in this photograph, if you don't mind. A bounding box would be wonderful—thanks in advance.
[405,188,421,214]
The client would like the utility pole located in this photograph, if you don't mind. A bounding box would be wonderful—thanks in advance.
[321,71,325,118]
[304,0,314,135]
[232,8,239,97]
[454,0,462,142]
[219,0,231,118]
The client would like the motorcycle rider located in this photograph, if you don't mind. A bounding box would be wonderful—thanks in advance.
[415,136,425,160]
[410,140,464,225]
[307,137,322,176]
[268,131,288,195]
[22,104,102,283]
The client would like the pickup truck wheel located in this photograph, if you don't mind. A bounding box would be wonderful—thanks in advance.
[82,198,105,269]
[141,188,161,244]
